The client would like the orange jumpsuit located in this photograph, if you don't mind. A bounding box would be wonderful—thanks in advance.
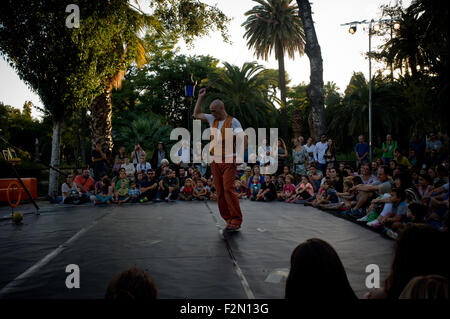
[210,116,243,228]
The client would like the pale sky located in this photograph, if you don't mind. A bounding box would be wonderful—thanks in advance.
[0,0,410,118]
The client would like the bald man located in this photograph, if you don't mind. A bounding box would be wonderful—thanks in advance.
[193,88,244,231]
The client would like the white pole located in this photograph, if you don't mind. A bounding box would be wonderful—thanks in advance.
[368,20,373,163]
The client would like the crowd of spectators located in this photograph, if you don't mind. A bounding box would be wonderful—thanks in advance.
[61,133,449,240]
[57,133,449,300]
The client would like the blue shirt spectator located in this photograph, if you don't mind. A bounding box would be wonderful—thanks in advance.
[409,134,426,160]
[355,135,370,165]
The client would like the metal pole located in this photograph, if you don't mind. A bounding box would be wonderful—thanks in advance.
[10,163,40,214]
[368,20,373,163]
[187,98,191,136]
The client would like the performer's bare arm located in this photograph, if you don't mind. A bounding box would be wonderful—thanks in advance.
[193,88,208,122]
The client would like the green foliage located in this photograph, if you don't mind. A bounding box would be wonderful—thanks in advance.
[374,0,448,133]
[149,0,231,46]
[0,101,47,161]
[0,1,135,120]
[201,62,280,129]
[242,0,305,61]
[326,72,412,153]
[113,113,174,155]
[112,53,220,128]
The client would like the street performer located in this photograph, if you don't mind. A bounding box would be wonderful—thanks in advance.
[193,88,244,232]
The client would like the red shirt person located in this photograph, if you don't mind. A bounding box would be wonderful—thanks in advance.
[74,169,95,194]
[193,88,244,231]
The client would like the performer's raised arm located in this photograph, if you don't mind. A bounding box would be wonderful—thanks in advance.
[193,88,208,122]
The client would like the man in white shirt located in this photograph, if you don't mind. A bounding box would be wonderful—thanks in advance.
[314,134,328,174]
[121,157,136,180]
[260,149,275,175]
[193,87,244,232]
[177,140,191,166]
[303,137,316,164]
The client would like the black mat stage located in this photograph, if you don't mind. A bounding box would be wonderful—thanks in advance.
[0,201,394,299]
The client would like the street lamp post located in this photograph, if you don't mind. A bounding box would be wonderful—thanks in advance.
[341,18,399,163]
[184,74,196,136]
[368,19,373,164]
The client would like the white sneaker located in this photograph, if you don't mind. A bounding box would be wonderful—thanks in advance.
[357,215,369,222]
[386,229,398,240]
[367,219,381,228]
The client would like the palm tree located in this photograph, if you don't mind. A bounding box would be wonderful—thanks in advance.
[287,84,309,139]
[113,113,174,153]
[242,0,305,139]
[202,62,279,129]
[89,3,153,156]
[381,9,423,77]
[327,72,411,151]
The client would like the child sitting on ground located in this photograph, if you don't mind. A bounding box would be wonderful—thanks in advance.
[115,179,130,204]
[279,174,296,202]
[275,175,284,199]
[387,202,427,239]
[178,178,194,201]
[313,178,339,209]
[366,188,408,229]
[95,177,113,205]
[336,180,356,209]
[208,177,217,201]
[95,174,109,195]
[193,178,208,200]
[288,175,315,203]
[250,175,262,201]
[235,179,247,199]
[128,181,140,203]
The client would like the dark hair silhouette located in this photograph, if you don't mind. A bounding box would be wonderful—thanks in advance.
[391,188,406,202]
[106,267,157,300]
[399,275,448,299]
[352,176,363,185]
[407,202,426,221]
[384,224,449,299]
[285,238,357,300]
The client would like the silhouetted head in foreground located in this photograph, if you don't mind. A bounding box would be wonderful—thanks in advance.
[384,224,448,299]
[399,275,448,299]
[105,267,157,300]
[285,238,357,300]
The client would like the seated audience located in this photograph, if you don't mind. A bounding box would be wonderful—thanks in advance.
[160,169,179,201]
[74,168,95,195]
[179,178,194,201]
[128,181,140,203]
[139,170,159,202]
[122,157,136,180]
[62,174,82,204]
[193,178,208,201]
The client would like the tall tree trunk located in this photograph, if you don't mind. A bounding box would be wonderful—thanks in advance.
[297,0,326,142]
[277,42,288,141]
[291,108,303,138]
[308,109,314,140]
[48,118,62,198]
[90,81,114,156]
